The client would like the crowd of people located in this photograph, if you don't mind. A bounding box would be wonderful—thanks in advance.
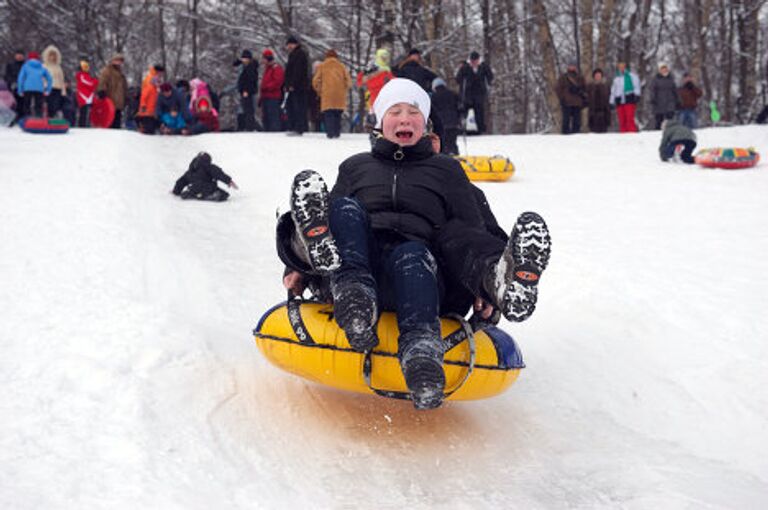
[556,59,705,134]
[5,37,760,141]
[1,38,497,147]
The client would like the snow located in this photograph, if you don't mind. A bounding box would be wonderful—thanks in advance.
[1,125,767,509]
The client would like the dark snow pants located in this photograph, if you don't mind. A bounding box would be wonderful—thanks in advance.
[23,92,44,117]
[261,98,282,132]
[561,105,582,134]
[286,90,308,134]
[323,109,342,138]
[661,139,697,164]
[329,197,441,355]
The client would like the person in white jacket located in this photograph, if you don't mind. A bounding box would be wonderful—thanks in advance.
[609,61,641,132]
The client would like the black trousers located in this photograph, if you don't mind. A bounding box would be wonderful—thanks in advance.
[77,105,90,127]
[46,88,62,117]
[654,111,675,130]
[661,139,697,164]
[287,90,308,134]
[110,109,122,129]
[240,95,256,131]
[441,128,460,155]
[323,109,342,138]
[561,105,582,134]
[24,92,45,117]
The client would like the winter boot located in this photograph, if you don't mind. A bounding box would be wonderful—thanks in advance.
[331,278,379,352]
[400,330,446,410]
[485,211,551,322]
[290,170,341,273]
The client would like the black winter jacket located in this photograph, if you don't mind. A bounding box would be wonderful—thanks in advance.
[238,60,259,95]
[330,136,484,245]
[156,88,185,117]
[173,153,232,196]
[4,60,23,93]
[395,61,437,93]
[284,46,309,91]
[431,85,461,129]
[456,62,493,102]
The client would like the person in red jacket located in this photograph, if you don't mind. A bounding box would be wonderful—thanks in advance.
[259,48,284,131]
[75,59,98,127]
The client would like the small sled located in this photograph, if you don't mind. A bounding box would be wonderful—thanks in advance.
[89,96,115,128]
[455,155,515,182]
[19,117,69,134]
[254,300,524,402]
[695,147,760,170]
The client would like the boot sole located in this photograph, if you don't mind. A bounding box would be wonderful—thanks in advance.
[290,170,341,273]
[500,212,551,322]
[404,357,446,410]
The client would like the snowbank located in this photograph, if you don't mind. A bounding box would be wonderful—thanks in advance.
[1,126,766,508]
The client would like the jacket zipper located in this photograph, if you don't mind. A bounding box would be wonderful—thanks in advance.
[392,169,399,211]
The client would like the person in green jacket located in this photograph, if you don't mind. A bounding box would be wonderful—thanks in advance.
[659,118,697,164]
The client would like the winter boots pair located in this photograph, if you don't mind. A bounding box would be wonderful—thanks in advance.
[288,170,551,409]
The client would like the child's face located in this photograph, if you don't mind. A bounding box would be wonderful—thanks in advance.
[171,110,178,117]
[381,102,425,146]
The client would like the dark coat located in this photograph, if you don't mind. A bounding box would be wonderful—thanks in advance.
[395,60,437,93]
[156,88,186,117]
[284,45,309,91]
[659,119,696,160]
[431,85,461,129]
[678,81,703,110]
[650,73,679,114]
[4,59,23,93]
[173,153,232,197]
[587,82,611,132]
[556,71,587,108]
[238,60,259,95]
[455,62,493,103]
[330,136,484,245]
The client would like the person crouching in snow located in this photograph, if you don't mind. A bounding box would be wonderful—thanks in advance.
[276,78,552,409]
[189,97,219,135]
[159,105,188,135]
[659,118,697,164]
[172,152,238,201]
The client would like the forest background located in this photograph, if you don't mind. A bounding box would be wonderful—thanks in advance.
[1,0,766,133]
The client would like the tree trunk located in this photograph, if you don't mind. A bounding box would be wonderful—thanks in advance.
[532,0,561,132]
[580,0,594,75]
[190,0,199,77]
[595,0,614,69]
[158,0,166,69]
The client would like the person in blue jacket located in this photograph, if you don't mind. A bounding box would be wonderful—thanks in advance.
[17,51,52,117]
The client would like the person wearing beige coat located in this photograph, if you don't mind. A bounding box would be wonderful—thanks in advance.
[312,49,351,138]
[42,45,66,117]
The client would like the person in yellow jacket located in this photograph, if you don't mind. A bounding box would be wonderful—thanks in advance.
[42,45,65,117]
[311,49,351,138]
[136,64,165,134]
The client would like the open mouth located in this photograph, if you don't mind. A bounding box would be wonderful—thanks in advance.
[395,130,414,142]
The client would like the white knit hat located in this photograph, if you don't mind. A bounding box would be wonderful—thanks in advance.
[373,78,431,129]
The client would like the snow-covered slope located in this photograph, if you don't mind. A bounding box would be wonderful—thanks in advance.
[1,126,766,509]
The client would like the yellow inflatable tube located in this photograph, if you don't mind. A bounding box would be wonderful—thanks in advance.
[254,301,525,401]
[456,155,515,182]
